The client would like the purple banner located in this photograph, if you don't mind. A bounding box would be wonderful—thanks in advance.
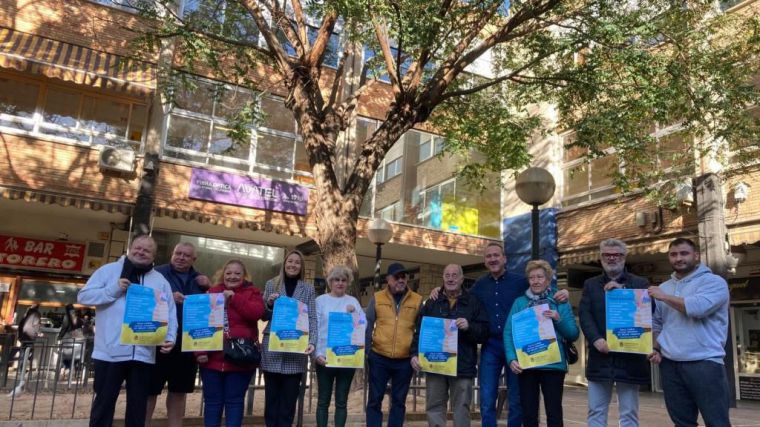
[188,168,309,216]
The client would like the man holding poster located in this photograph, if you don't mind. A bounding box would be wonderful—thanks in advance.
[147,242,211,427]
[78,235,177,427]
[648,238,731,427]
[578,238,650,427]
[411,264,489,427]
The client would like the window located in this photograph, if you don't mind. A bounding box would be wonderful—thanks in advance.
[418,179,456,228]
[419,133,444,162]
[378,201,403,222]
[163,76,309,181]
[277,26,341,68]
[561,126,695,207]
[561,133,618,207]
[376,138,404,184]
[363,46,434,84]
[182,1,260,44]
[0,74,147,147]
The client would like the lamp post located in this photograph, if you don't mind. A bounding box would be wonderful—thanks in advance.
[515,167,556,260]
[367,218,393,289]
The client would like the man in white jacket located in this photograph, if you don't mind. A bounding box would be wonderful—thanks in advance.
[78,235,177,427]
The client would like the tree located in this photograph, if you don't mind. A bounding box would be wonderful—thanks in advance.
[123,0,760,271]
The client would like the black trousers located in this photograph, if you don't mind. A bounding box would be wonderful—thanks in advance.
[90,359,152,427]
[518,369,566,427]
[263,371,303,427]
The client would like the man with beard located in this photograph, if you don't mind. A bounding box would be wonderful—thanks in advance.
[365,263,423,427]
[78,235,177,427]
[578,238,650,427]
[146,242,210,427]
[648,238,731,427]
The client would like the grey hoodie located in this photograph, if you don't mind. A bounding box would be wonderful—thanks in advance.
[652,264,729,364]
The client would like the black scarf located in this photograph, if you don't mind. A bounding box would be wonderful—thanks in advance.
[120,257,154,284]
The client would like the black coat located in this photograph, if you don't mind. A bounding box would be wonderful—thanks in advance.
[578,271,651,385]
[411,288,489,378]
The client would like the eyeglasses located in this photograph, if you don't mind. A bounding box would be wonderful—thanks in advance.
[393,273,407,279]
[601,253,625,259]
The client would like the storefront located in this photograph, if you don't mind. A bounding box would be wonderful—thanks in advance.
[730,277,760,401]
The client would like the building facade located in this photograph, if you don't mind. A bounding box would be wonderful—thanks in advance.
[498,0,760,399]
[0,0,500,328]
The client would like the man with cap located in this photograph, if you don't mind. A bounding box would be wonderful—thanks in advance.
[365,262,424,427]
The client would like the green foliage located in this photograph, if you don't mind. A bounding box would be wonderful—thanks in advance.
[121,0,759,202]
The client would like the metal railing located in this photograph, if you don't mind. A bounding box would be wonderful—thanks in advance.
[0,336,512,424]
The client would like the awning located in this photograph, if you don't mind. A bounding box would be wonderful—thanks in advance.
[729,223,760,246]
[559,239,672,266]
[0,186,133,215]
[153,207,303,236]
[0,27,155,95]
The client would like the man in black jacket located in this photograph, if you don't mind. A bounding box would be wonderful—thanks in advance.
[578,238,650,427]
[411,264,489,427]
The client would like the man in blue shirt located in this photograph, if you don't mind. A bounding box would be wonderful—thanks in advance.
[431,242,567,427]
[145,242,210,427]
[648,238,731,427]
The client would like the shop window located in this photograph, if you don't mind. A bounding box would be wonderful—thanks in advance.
[0,73,147,148]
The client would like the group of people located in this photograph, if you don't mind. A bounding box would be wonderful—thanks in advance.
[77,233,731,427]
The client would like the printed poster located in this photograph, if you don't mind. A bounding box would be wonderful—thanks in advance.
[120,284,170,345]
[326,311,367,368]
[418,316,458,376]
[268,296,309,353]
[606,289,653,354]
[511,304,561,369]
[181,293,225,352]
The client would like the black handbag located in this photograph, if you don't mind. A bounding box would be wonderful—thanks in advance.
[222,301,261,366]
[563,338,579,365]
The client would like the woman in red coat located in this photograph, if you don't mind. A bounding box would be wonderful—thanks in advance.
[196,259,264,427]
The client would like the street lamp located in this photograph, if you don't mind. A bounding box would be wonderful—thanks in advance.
[515,167,556,260]
[367,218,393,289]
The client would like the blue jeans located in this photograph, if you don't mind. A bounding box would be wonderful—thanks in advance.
[660,358,731,427]
[200,368,255,427]
[366,351,414,427]
[479,341,521,427]
[587,381,640,427]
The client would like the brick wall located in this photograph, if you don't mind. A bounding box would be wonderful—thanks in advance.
[557,194,699,251]
[0,133,140,201]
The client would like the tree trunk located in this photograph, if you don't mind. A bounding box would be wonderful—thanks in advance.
[312,175,362,295]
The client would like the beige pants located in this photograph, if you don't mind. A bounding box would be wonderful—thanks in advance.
[425,374,474,427]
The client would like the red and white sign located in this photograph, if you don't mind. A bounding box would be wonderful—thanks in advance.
[0,234,86,273]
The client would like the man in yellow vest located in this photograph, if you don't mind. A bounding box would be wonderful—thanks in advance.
[365,263,423,427]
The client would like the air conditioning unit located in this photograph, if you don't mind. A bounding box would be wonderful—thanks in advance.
[99,146,135,173]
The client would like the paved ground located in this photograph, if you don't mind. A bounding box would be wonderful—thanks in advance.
[3,385,759,426]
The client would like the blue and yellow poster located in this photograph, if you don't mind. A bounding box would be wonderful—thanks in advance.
[606,289,652,354]
[120,284,170,345]
[326,311,366,368]
[268,296,310,353]
[182,293,225,352]
[512,304,561,369]
[418,316,458,376]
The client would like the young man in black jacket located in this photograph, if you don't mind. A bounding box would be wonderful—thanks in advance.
[578,238,650,427]
[411,264,490,427]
